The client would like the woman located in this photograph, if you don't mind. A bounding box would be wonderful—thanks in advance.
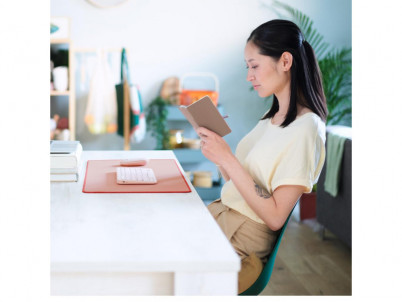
[197,19,328,294]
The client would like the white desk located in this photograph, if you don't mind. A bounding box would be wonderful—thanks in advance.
[51,151,240,295]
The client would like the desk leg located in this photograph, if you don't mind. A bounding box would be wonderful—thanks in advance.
[174,272,237,295]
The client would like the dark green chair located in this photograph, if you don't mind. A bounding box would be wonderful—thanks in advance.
[239,207,294,296]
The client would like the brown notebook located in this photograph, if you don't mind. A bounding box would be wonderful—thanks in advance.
[82,159,191,193]
[179,96,231,137]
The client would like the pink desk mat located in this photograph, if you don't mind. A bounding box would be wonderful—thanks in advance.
[82,159,192,193]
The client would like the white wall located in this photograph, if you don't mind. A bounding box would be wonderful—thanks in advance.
[51,0,351,150]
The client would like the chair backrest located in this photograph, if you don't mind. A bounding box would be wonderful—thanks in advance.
[239,207,294,296]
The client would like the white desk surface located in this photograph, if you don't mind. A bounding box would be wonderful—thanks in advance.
[51,150,240,295]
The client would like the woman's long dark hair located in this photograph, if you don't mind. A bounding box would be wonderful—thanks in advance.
[247,19,328,127]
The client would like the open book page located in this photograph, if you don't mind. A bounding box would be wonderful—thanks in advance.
[179,96,231,137]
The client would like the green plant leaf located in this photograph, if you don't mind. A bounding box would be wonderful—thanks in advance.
[145,96,170,150]
[272,0,330,60]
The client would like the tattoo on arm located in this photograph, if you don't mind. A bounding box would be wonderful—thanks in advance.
[254,182,272,199]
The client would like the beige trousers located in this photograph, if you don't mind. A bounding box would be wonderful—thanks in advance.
[207,200,279,294]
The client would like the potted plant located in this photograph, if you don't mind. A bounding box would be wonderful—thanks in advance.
[299,184,317,220]
[145,96,170,150]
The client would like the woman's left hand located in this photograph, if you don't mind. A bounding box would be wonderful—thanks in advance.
[197,127,234,166]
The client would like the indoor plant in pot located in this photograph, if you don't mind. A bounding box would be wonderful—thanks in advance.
[145,96,170,150]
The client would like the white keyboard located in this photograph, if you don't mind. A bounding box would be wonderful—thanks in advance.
[116,167,157,185]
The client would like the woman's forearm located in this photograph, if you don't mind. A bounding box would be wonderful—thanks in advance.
[217,165,230,181]
[196,126,302,228]
[220,155,284,230]
[222,155,303,230]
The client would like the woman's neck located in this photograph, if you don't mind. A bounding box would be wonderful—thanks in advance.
[272,88,311,124]
[275,93,290,116]
[274,80,291,115]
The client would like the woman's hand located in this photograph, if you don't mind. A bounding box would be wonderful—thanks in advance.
[197,127,235,166]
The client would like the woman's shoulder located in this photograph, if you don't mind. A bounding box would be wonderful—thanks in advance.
[295,111,326,139]
[295,111,319,125]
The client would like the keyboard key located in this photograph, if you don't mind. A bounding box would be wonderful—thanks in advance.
[116,167,157,185]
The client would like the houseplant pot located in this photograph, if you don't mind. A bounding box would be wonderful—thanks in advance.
[299,191,316,220]
[145,96,170,150]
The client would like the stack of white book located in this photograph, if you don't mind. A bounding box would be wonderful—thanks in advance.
[50,140,83,182]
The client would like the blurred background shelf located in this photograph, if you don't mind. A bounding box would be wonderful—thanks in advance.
[50,90,71,96]
[50,37,75,140]
[194,184,222,205]
[172,149,204,164]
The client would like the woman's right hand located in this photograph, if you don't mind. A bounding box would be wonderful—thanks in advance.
[197,127,235,167]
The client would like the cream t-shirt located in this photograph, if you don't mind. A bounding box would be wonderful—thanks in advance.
[221,112,326,224]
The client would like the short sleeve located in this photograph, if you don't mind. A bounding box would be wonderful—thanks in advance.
[270,126,326,193]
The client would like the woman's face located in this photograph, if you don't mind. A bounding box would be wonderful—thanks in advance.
[244,42,290,99]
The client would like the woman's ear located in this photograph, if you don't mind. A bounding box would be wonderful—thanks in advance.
[280,52,293,71]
